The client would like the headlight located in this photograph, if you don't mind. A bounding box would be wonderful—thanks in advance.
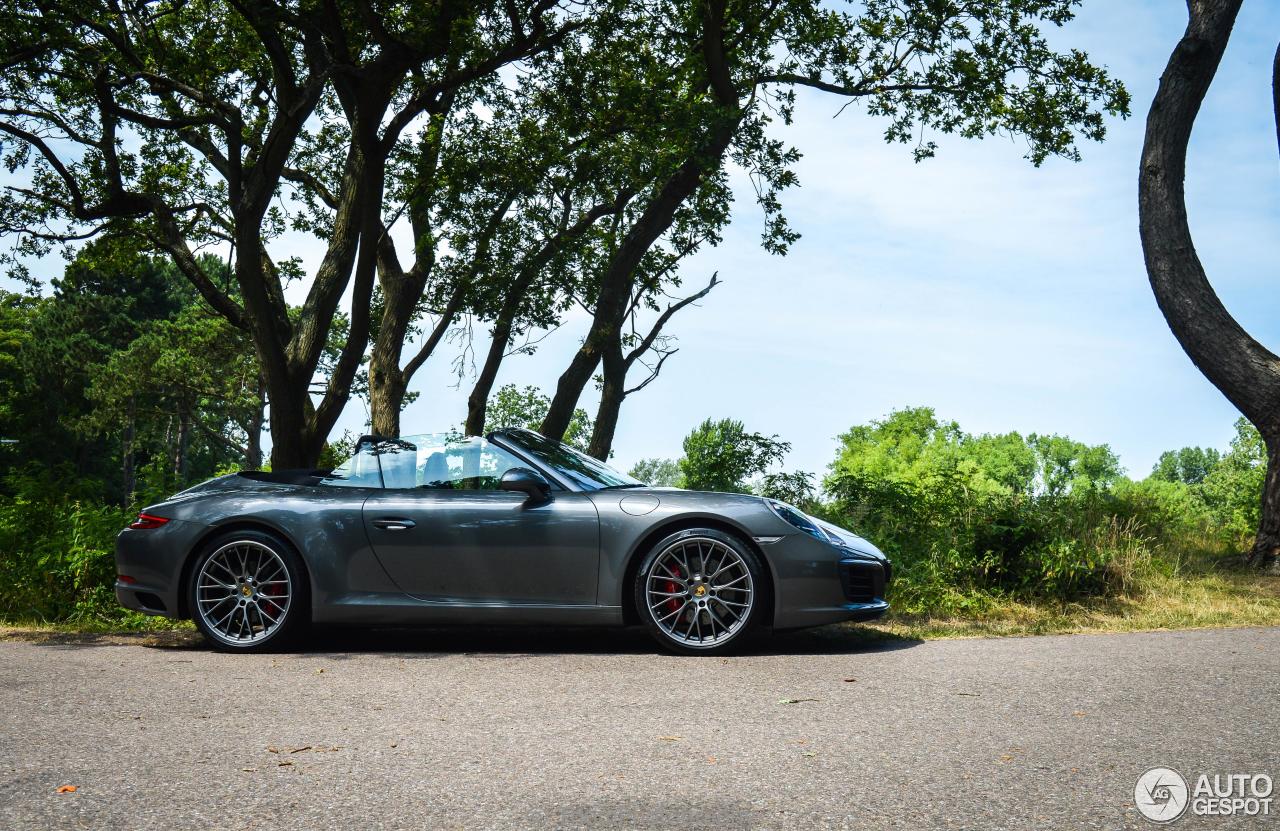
[765,499,826,541]
[816,518,886,560]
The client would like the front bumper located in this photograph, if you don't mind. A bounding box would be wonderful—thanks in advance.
[766,531,893,630]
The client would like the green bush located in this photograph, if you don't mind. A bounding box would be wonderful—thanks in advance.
[0,495,148,625]
[822,408,1252,614]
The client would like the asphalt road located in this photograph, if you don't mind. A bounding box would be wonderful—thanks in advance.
[1,624,1277,830]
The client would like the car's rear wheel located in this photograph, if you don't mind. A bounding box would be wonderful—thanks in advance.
[189,529,308,652]
[634,528,766,655]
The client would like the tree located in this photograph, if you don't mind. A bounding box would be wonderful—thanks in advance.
[1137,0,1280,567]
[538,0,1130,443]
[0,292,37,442]
[0,0,579,467]
[827,407,1119,501]
[679,417,789,493]
[1027,434,1121,498]
[0,244,251,500]
[1151,446,1222,486]
[1200,418,1267,545]
[758,470,817,510]
[364,8,620,438]
[587,273,719,459]
[454,10,735,447]
[480,384,593,451]
[628,457,681,487]
[84,302,264,478]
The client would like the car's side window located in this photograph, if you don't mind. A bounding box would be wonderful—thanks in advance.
[318,442,382,488]
[383,434,528,491]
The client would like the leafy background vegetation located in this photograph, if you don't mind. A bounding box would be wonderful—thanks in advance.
[629,409,1271,629]
[0,247,1269,631]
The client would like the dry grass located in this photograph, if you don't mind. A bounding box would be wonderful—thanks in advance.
[0,622,200,648]
[864,569,1280,639]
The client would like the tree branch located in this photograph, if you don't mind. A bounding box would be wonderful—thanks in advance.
[625,273,719,368]
[624,346,677,397]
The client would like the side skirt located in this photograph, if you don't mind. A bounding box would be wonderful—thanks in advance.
[313,593,625,626]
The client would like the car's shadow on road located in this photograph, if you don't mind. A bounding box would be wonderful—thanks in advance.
[290,623,922,657]
[3,623,922,657]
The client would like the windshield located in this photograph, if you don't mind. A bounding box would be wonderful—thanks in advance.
[498,428,642,491]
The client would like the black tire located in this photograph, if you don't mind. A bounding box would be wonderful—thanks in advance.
[187,528,310,653]
[633,528,768,656]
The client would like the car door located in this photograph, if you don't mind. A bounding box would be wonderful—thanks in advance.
[361,434,600,605]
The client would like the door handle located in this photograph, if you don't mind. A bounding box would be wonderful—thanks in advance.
[372,518,416,531]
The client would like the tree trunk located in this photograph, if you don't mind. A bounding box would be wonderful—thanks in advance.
[586,275,717,459]
[1138,0,1280,567]
[245,380,265,470]
[121,397,135,502]
[540,0,741,442]
[542,339,606,441]
[369,366,408,437]
[1253,438,1280,570]
[367,250,427,438]
[263,376,316,469]
[1273,41,1279,162]
[586,338,626,460]
[465,308,517,437]
[367,282,467,438]
[174,408,191,482]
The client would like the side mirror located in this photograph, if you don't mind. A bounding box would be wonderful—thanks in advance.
[500,467,552,504]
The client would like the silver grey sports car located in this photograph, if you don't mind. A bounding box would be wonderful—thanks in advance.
[115,428,891,655]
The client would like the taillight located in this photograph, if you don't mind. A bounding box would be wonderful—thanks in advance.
[128,513,169,530]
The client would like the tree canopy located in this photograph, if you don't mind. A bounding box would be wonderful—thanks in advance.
[680,417,790,493]
[0,0,1129,467]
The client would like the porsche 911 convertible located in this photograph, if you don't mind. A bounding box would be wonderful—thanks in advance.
[115,428,891,654]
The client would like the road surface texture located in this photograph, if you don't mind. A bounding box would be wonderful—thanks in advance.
[1,625,1276,830]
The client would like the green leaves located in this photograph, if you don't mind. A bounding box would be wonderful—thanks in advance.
[679,417,790,494]
[480,384,594,452]
[824,406,1131,606]
[628,457,682,487]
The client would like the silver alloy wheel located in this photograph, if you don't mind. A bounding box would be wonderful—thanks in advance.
[195,540,292,646]
[645,536,754,648]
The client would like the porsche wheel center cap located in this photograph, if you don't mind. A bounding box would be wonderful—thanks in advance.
[693,584,706,598]
[240,584,253,598]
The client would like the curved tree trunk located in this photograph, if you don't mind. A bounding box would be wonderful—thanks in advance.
[465,310,517,437]
[539,0,740,443]
[586,336,626,460]
[1138,0,1280,569]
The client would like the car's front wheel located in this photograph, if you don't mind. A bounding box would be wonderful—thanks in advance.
[188,529,309,652]
[634,528,766,655]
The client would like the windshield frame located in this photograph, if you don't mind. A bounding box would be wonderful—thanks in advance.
[492,428,643,491]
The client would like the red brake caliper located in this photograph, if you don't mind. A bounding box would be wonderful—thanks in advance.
[262,582,285,614]
[665,564,683,616]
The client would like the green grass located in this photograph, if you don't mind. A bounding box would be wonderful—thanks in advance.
[0,613,193,635]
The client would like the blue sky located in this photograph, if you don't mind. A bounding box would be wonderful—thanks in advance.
[389,0,1280,479]
[7,1,1280,481]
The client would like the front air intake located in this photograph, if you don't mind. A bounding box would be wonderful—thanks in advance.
[837,560,886,603]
